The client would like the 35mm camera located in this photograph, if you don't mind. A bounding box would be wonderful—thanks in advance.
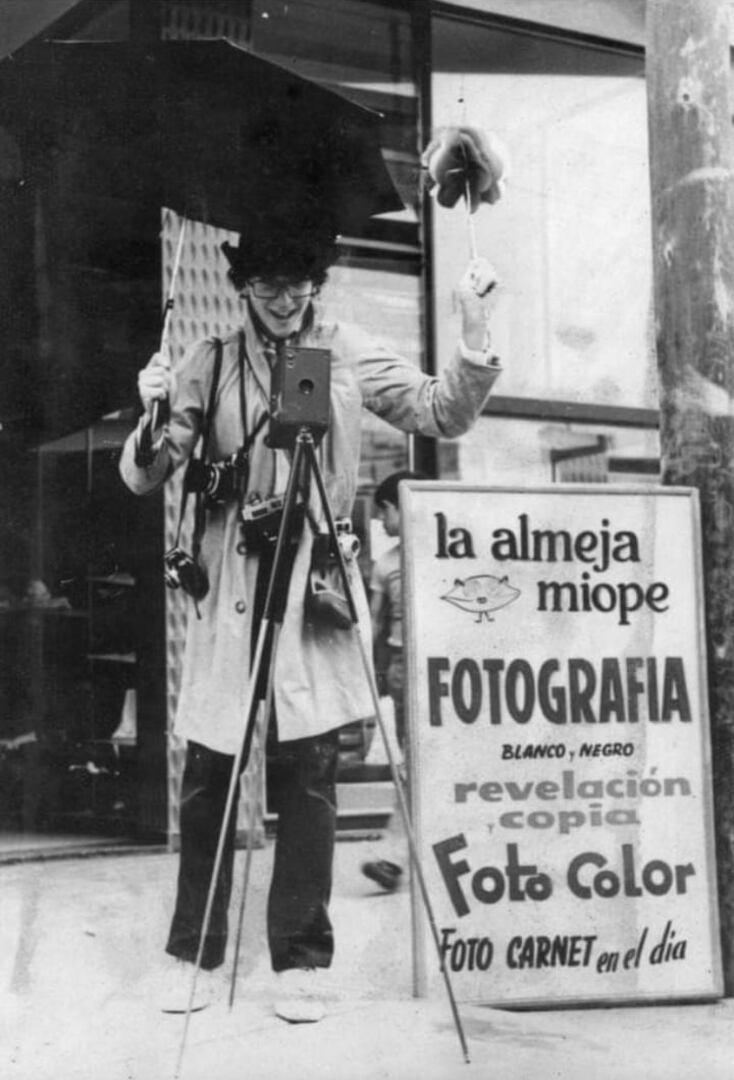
[184,447,249,507]
[164,546,209,601]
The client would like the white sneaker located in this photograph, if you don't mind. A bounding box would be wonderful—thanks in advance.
[273,967,326,1023]
[152,957,220,1014]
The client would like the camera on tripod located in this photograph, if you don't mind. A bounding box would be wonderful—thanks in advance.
[268,345,332,449]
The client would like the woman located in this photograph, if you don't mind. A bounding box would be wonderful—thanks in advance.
[120,216,502,1021]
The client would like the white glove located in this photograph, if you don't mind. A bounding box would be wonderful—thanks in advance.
[458,258,499,351]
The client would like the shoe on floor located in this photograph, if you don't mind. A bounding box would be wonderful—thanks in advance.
[151,957,219,1014]
[361,859,403,892]
[273,967,326,1023]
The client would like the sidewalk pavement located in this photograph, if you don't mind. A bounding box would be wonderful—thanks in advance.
[1,837,732,1080]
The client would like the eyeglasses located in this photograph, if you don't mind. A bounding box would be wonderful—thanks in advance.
[248,279,314,300]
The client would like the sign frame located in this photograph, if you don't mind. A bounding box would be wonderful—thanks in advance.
[402,481,722,1008]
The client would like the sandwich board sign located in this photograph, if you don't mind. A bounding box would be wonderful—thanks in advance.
[402,482,722,1008]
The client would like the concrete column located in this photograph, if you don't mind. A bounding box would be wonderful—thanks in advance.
[647,0,734,993]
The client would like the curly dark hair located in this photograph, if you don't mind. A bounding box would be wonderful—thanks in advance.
[374,470,429,509]
[221,212,339,292]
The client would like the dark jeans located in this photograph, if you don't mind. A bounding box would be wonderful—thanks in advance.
[166,728,340,972]
[385,645,405,752]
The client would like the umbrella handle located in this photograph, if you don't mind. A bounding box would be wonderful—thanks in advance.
[151,216,187,430]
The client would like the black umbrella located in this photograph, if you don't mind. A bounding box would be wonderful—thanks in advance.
[0,38,403,234]
[0,38,403,440]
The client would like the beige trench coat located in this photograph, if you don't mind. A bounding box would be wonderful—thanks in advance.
[119,310,500,753]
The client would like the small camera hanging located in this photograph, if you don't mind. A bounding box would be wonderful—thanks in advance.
[421,123,509,260]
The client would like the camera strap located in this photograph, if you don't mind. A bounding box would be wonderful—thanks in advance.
[192,338,224,559]
[236,331,270,513]
[238,330,248,449]
[173,337,224,552]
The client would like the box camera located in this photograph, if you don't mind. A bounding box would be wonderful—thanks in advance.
[268,346,332,449]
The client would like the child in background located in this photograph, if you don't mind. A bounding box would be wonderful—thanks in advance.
[362,470,426,892]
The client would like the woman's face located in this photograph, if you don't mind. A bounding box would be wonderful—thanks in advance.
[244,278,314,339]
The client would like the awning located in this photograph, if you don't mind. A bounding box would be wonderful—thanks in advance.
[0,0,85,59]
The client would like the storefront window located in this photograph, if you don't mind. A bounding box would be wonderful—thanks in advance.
[452,414,659,487]
[431,15,654,411]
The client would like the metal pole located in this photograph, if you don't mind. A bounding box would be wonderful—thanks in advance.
[352,626,470,1064]
[173,618,271,1080]
[646,0,734,991]
[228,646,278,1010]
[151,214,187,432]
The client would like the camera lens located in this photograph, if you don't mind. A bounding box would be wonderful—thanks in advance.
[338,533,360,559]
[184,459,209,493]
[164,567,180,590]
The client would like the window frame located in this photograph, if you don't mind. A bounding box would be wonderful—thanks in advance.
[422,2,654,433]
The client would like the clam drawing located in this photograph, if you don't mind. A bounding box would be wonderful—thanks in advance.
[441,574,520,622]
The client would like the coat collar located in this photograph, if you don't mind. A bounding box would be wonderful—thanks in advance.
[242,316,271,403]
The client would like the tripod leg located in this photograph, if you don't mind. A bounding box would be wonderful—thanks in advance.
[352,628,470,1064]
[227,781,256,1010]
[173,617,272,1080]
[227,441,309,1010]
[228,632,279,1010]
[174,440,309,1079]
[302,437,471,1064]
